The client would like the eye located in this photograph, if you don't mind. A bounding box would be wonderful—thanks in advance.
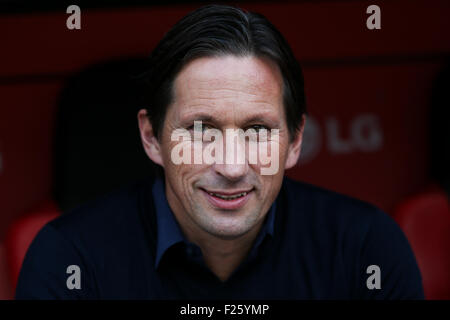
[248,124,270,132]
[187,123,214,132]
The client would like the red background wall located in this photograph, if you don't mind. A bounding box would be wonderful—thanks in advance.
[0,0,449,298]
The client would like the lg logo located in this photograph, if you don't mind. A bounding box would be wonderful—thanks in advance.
[299,113,384,165]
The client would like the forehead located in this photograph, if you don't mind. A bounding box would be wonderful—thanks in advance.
[171,55,283,118]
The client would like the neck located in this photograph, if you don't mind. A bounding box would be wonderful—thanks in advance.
[186,220,264,281]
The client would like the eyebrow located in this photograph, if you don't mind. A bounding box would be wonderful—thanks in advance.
[182,114,216,123]
[180,113,280,127]
[243,116,279,126]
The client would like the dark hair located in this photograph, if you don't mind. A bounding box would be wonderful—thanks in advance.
[141,4,306,141]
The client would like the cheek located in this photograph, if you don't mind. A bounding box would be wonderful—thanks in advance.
[160,139,209,190]
[275,133,291,164]
[247,137,290,172]
[258,173,283,213]
[279,141,291,165]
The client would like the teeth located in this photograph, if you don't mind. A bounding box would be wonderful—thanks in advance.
[208,192,248,200]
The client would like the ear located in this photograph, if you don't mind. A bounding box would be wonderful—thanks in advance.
[138,109,164,167]
[285,114,306,170]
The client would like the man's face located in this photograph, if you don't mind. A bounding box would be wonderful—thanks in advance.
[140,55,303,240]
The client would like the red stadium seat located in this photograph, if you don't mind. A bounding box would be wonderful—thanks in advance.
[4,201,60,292]
[394,186,450,299]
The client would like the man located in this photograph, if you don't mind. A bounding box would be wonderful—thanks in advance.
[16,4,423,299]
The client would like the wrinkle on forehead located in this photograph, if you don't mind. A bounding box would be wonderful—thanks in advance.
[173,55,283,108]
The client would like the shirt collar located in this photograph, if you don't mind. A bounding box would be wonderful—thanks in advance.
[152,178,185,268]
[152,178,277,269]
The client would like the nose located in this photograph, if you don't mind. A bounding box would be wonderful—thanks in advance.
[213,162,249,181]
[212,128,250,180]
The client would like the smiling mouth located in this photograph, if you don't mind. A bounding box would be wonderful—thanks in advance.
[205,191,250,200]
[201,188,253,199]
[200,188,254,209]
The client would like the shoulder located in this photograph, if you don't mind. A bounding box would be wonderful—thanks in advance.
[279,177,406,261]
[281,177,385,231]
[16,178,157,299]
[50,179,150,237]
[42,178,155,262]
[280,178,423,299]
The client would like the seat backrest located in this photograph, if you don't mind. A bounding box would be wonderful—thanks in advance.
[394,187,450,299]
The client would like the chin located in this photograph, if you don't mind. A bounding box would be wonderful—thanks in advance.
[195,210,261,239]
[204,227,251,240]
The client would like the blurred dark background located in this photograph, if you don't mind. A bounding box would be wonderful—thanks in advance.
[0,0,449,299]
